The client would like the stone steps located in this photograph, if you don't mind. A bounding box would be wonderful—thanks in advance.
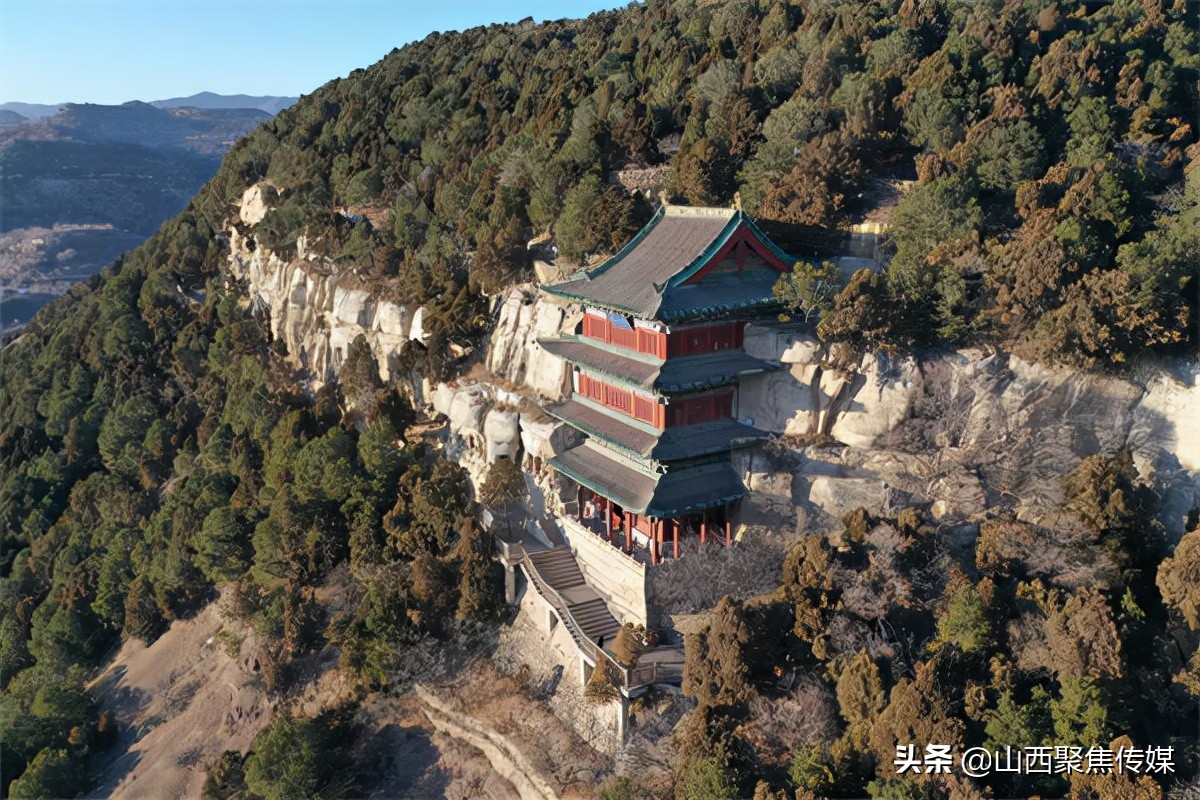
[523,547,622,652]
[570,598,621,643]
[527,549,586,589]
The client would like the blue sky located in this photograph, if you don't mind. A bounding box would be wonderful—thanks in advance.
[0,1,627,104]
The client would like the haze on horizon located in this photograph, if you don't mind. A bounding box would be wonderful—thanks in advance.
[0,0,625,105]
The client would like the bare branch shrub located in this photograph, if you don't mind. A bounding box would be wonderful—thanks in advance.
[742,676,842,767]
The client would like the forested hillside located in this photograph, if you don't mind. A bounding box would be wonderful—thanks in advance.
[0,1,1198,797]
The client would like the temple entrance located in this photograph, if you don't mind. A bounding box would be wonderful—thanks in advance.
[569,483,732,565]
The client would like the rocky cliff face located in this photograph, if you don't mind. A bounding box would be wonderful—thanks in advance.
[484,286,574,397]
[221,193,1198,539]
[428,286,574,486]
[226,185,423,385]
[737,345,1200,540]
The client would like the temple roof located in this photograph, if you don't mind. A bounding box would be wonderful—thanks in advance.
[545,396,769,462]
[537,335,777,394]
[541,204,794,322]
[549,440,746,518]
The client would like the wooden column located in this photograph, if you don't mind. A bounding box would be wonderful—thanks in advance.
[672,518,680,559]
[624,510,633,552]
[724,515,732,547]
[700,511,708,545]
[650,519,660,566]
[577,484,584,518]
[605,499,613,543]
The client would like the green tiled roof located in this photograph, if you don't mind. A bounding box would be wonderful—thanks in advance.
[549,440,746,517]
[541,204,794,322]
[536,335,778,394]
[545,397,769,463]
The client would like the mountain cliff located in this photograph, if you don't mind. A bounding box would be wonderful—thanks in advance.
[1,2,1199,798]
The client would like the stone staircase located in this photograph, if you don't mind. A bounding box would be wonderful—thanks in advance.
[525,548,622,648]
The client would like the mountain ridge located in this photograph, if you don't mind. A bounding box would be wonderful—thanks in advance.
[0,92,296,119]
[0,3,1198,798]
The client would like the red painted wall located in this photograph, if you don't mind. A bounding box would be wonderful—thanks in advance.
[666,322,744,357]
[577,373,664,428]
[583,313,748,362]
[665,390,734,427]
[577,372,733,430]
[582,312,667,358]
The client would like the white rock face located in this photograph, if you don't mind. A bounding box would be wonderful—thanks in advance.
[1130,367,1200,473]
[739,367,821,435]
[519,413,578,461]
[807,475,891,518]
[739,325,917,439]
[828,353,921,448]
[483,408,521,462]
[226,226,415,385]
[485,286,573,398]
[739,324,827,435]
[238,183,276,226]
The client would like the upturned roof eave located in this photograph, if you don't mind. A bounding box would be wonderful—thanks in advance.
[652,355,782,392]
[543,403,658,462]
[539,284,653,318]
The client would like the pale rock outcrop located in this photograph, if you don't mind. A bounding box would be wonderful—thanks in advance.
[431,379,576,486]
[734,464,800,531]
[928,469,987,521]
[739,325,826,435]
[484,407,521,462]
[807,475,893,519]
[828,353,921,448]
[793,351,1199,535]
[226,225,418,385]
[742,323,822,366]
[486,286,573,398]
[409,305,427,343]
[739,368,820,435]
[238,183,277,226]
[520,413,579,462]
[1128,367,1200,473]
[738,324,918,440]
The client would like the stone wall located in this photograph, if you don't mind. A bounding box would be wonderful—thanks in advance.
[499,582,625,754]
[415,684,559,800]
[563,519,648,627]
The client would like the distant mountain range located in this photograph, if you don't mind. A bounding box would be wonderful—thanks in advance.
[0,96,289,329]
[151,92,296,114]
[0,100,272,156]
[0,92,296,119]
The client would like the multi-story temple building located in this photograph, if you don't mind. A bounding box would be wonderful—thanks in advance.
[537,204,794,565]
